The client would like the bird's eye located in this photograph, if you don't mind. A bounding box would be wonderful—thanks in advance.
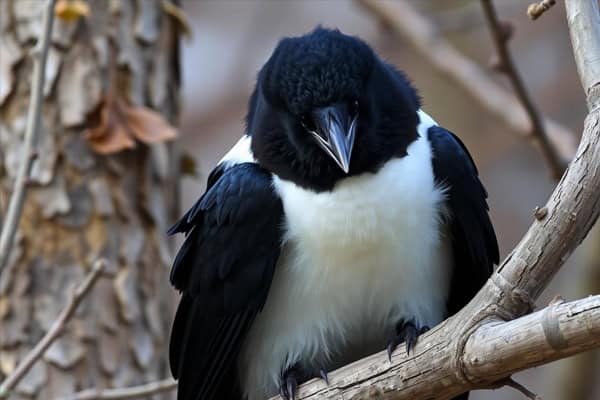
[352,100,360,116]
[300,114,315,132]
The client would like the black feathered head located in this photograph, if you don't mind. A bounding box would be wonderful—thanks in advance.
[249,27,421,192]
[260,28,375,115]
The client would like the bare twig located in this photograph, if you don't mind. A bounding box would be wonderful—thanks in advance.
[59,378,177,400]
[0,260,107,398]
[0,0,57,275]
[502,377,542,400]
[481,0,564,179]
[356,0,577,164]
[528,0,557,20]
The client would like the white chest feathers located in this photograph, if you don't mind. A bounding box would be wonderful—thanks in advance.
[239,122,453,400]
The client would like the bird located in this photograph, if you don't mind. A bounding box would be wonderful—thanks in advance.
[167,27,498,400]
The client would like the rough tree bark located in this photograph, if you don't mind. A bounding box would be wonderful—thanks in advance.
[0,1,180,398]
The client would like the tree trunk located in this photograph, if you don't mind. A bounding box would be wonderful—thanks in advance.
[0,0,180,398]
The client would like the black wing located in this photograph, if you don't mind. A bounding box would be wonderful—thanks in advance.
[428,126,499,316]
[168,162,284,400]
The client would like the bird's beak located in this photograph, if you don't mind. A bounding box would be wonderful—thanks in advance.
[309,104,357,174]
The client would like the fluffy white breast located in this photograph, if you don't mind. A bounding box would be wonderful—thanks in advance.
[239,110,453,400]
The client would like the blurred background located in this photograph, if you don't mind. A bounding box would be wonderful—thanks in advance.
[177,1,598,399]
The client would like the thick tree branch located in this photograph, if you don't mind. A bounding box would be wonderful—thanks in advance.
[0,0,56,275]
[267,1,600,398]
[481,0,564,179]
[59,378,177,400]
[356,0,577,163]
[0,260,107,398]
[281,296,600,399]
[464,296,600,380]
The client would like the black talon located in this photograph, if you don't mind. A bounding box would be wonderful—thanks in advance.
[279,364,309,400]
[279,373,297,400]
[280,364,329,397]
[319,369,329,385]
[279,375,296,400]
[287,379,296,400]
[386,320,430,361]
[386,341,396,362]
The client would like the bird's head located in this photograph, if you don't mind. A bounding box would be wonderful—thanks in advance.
[249,28,421,191]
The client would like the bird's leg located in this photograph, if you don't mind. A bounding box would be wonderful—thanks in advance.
[386,319,430,361]
[279,364,311,400]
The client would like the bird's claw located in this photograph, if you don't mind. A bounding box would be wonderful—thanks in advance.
[319,368,329,385]
[279,365,307,400]
[279,365,329,398]
[279,374,297,400]
[386,320,430,361]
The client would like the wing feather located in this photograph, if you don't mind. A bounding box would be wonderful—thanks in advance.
[428,126,499,316]
[168,162,283,400]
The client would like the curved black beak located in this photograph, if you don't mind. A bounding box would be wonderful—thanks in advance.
[308,103,357,174]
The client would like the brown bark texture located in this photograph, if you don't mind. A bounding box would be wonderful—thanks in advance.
[0,0,180,398]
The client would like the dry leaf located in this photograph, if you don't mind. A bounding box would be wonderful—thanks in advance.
[84,98,136,154]
[86,123,135,154]
[125,105,178,144]
[84,96,177,155]
[55,0,90,22]
[161,0,193,39]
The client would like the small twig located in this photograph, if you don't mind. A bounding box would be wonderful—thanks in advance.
[502,377,543,400]
[0,260,107,398]
[0,0,57,275]
[528,0,557,20]
[481,0,565,180]
[59,378,177,400]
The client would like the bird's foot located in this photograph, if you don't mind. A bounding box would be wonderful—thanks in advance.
[279,365,309,400]
[279,365,328,399]
[386,319,430,361]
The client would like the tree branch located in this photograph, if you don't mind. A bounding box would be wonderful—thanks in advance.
[565,0,600,107]
[464,296,600,380]
[0,0,57,275]
[0,260,107,398]
[282,296,600,399]
[59,378,177,400]
[481,0,564,179]
[266,1,600,398]
[356,0,577,163]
